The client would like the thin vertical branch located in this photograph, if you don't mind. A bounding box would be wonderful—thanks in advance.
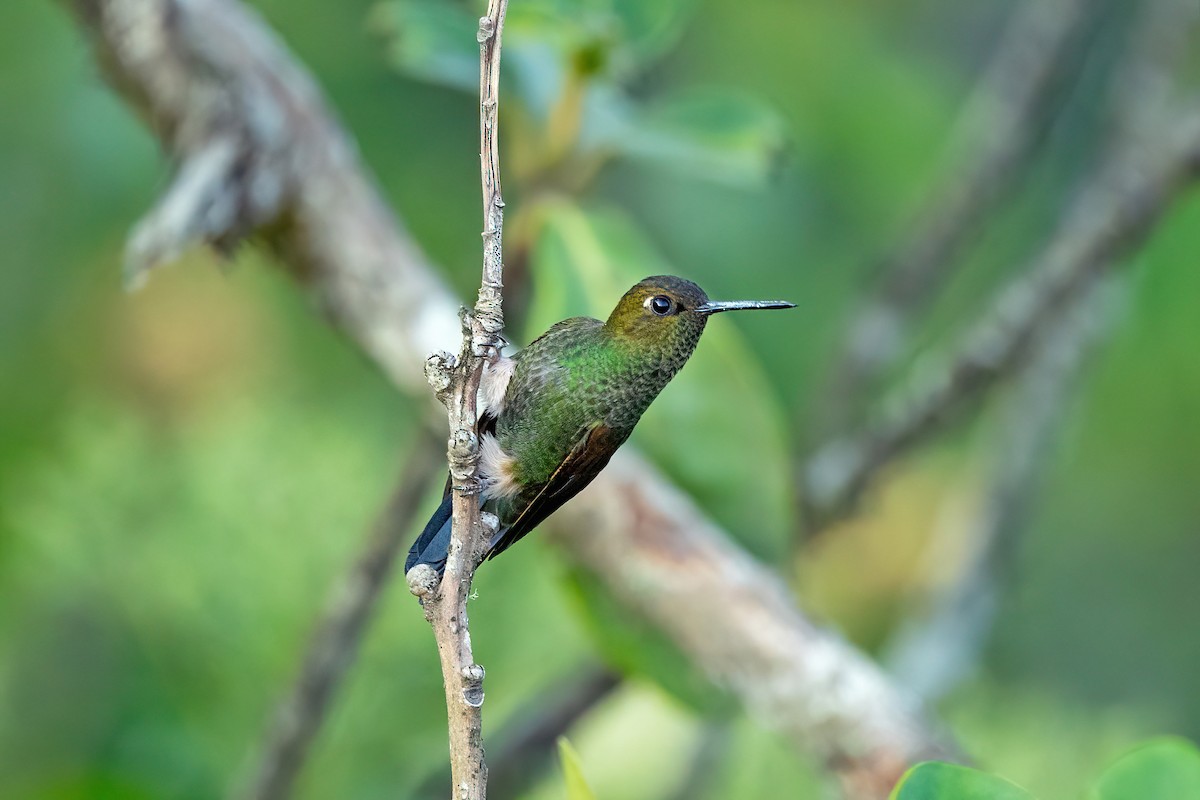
[235,433,441,800]
[406,2,510,799]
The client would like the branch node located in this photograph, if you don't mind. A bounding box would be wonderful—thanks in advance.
[461,663,487,708]
[472,334,501,358]
[476,16,495,43]
[448,427,479,468]
[425,351,457,399]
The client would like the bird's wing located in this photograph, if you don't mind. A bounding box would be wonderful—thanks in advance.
[486,422,621,559]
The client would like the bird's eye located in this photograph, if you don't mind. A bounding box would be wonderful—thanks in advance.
[648,295,673,316]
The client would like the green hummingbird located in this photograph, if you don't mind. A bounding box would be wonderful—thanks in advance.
[406,275,794,574]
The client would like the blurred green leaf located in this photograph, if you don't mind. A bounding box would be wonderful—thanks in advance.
[1089,738,1200,800]
[369,0,480,91]
[608,0,696,66]
[507,0,696,72]
[612,89,788,187]
[558,736,598,800]
[368,0,679,96]
[891,762,1037,800]
[527,201,795,560]
[369,0,777,190]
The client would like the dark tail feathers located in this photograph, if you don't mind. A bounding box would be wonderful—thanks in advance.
[405,494,495,575]
[405,494,454,575]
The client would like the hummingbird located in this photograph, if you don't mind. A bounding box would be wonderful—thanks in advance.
[406,275,794,575]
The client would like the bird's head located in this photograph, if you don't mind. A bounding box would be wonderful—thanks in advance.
[605,275,793,361]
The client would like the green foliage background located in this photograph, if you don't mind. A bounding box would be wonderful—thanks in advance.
[2,0,1199,798]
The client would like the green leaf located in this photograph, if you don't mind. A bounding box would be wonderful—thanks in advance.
[369,0,480,91]
[558,736,597,800]
[526,201,795,560]
[612,89,789,187]
[891,762,1037,800]
[1089,738,1200,800]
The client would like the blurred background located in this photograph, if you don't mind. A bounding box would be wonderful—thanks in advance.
[2,0,1200,797]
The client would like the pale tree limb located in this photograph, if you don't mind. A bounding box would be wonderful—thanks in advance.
[405,3,511,799]
[882,276,1123,700]
[817,0,1093,433]
[802,0,1200,531]
[549,452,957,798]
[60,0,463,389]
[58,0,956,794]
[234,432,442,800]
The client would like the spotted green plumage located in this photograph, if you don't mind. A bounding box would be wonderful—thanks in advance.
[405,275,793,574]
[486,276,710,557]
[499,310,705,482]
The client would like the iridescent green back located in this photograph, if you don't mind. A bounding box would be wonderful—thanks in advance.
[496,283,708,485]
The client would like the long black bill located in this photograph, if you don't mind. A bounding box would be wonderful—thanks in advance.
[695,299,795,315]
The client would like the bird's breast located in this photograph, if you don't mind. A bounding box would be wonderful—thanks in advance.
[479,433,521,500]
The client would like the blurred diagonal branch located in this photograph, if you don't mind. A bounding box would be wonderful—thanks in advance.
[803,111,1200,528]
[802,0,1200,532]
[879,0,1197,702]
[236,433,441,800]
[883,276,1123,701]
[817,0,1092,433]
[1107,0,1200,136]
[60,0,463,389]
[548,452,958,798]
[59,0,955,794]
